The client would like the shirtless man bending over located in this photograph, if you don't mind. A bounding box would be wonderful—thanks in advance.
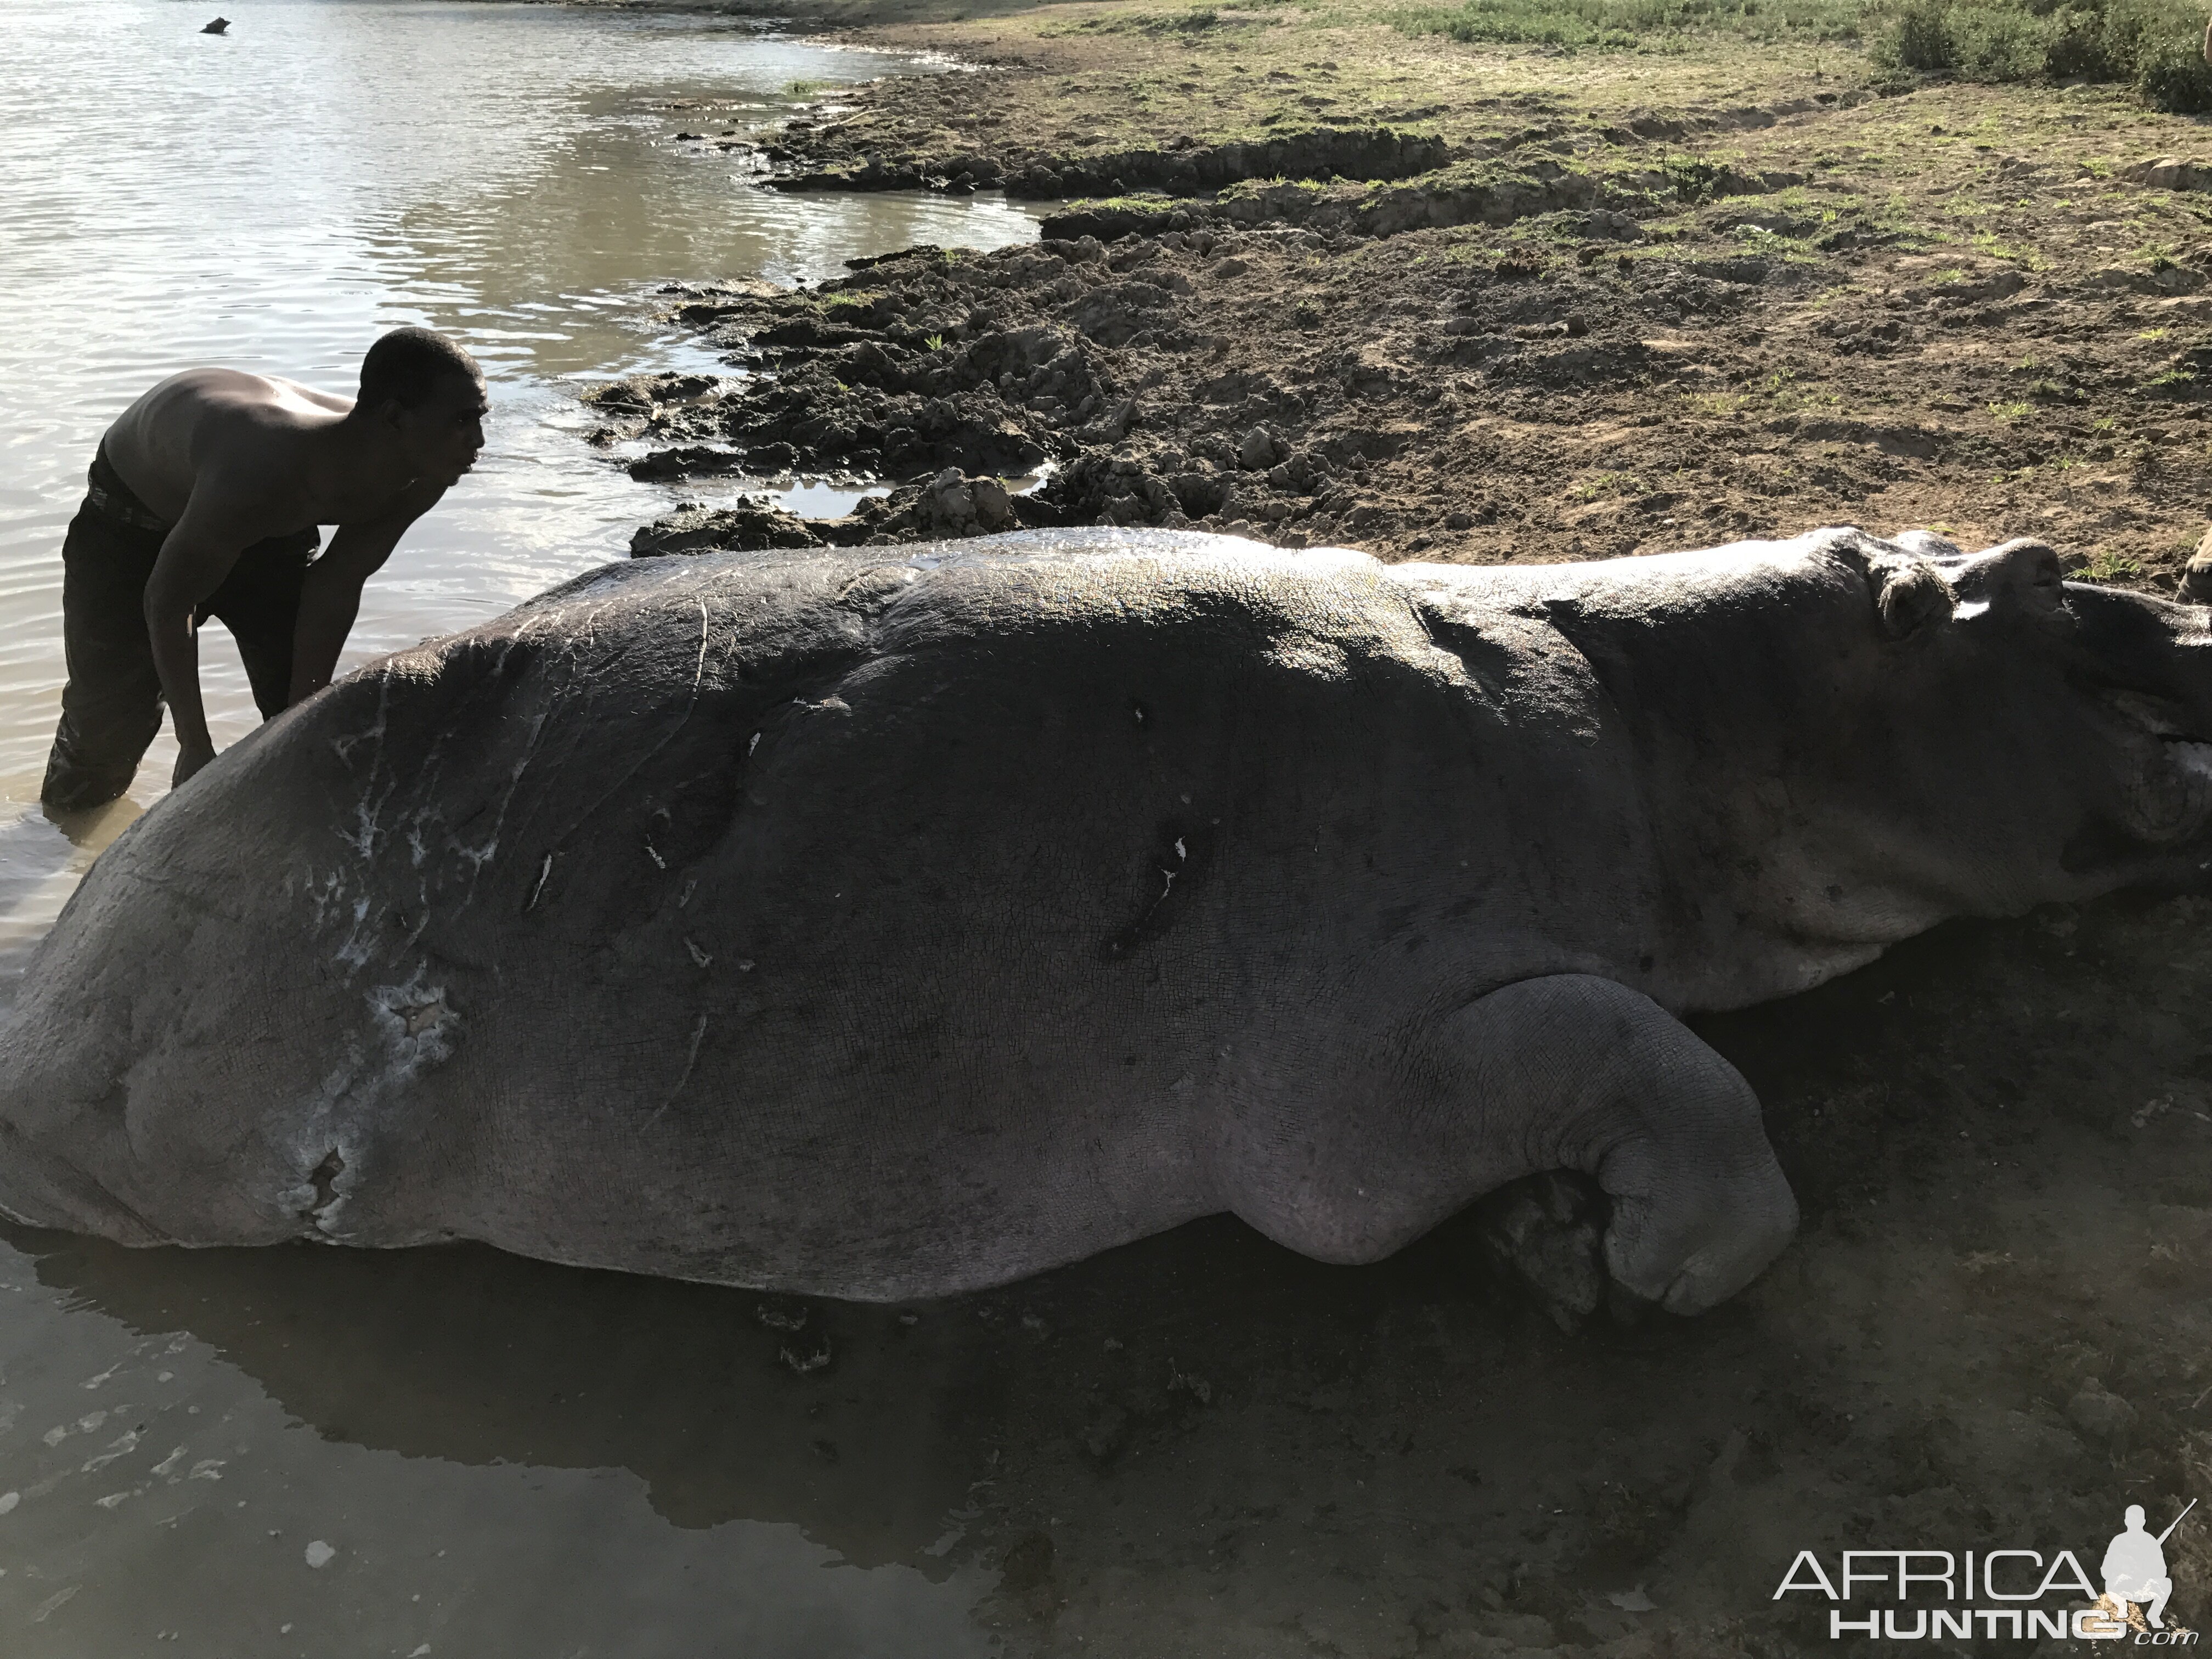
[41,326,487,812]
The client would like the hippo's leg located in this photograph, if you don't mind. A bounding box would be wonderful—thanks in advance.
[1224,974,1798,1315]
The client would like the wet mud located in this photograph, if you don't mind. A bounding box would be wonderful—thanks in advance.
[614,63,2212,588]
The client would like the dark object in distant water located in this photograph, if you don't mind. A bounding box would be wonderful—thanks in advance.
[202,16,230,33]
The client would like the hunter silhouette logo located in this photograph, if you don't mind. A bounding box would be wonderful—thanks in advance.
[1775,1498,2199,1642]
[2094,1501,2194,1639]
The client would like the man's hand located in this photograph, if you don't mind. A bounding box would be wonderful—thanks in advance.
[286,478,445,706]
[172,739,216,789]
[145,478,275,767]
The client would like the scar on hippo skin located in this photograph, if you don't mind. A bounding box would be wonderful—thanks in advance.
[297,1149,346,1228]
[1099,821,1212,960]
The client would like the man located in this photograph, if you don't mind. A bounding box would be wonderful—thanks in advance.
[41,326,487,812]
[2102,1503,2174,1630]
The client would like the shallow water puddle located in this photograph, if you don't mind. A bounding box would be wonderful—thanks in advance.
[0,1233,991,1653]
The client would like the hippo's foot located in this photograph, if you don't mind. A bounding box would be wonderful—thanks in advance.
[1472,1171,1613,1334]
[1224,974,1798,1317]
[1467,975,1800,1315]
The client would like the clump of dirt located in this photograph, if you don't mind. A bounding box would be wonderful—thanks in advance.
[628,468,1023,555]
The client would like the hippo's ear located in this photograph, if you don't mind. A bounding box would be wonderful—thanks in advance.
[1826,536,1955,639]
[1870,557,1955,640]
[1948,538,2068,621]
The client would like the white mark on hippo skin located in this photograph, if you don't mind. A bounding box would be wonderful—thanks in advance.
[80,1427,141,1473]
[645,841,666,871]
[304,1540,336,1568]
[735,958,754,972]
[692,599,709,693]
[48,1412,109,1446]
[527,853,554,911]
[1149,836,1192,905]
[333,896,375,973]
[748,732,760,755]
[331,675,398,862]
[678,878,696,909]
[328,673,390,770]
[303,868,348,932]
[644,1014,710,1128]
[685,938,713,969]
[29,1587,76,1622]
[0,1491,18,1516]
[443,708,552,913]
[335,777,397,864]
[150,1448,187,1479]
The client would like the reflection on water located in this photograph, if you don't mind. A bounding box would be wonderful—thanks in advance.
[0,1226,995,1655]
[0,0,1040,1646]
[0,0,1038,985]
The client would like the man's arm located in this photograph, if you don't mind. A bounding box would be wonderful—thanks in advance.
[285,478,448,706]
[143,485,273,787]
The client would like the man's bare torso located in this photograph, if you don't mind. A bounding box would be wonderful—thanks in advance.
[103,369,410,533]
[43,331,484,806]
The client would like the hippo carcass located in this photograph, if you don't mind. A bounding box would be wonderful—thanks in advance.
[5,527,2209,1314]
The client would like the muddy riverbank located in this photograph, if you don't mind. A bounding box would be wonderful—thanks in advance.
[616,12,2212,592]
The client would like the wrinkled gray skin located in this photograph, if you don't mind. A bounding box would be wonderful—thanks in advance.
[7,527,2212,1315]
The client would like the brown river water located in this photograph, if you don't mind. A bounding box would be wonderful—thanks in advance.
[0,3,1042,1650]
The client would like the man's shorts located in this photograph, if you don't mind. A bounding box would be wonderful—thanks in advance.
[40,444,320,813]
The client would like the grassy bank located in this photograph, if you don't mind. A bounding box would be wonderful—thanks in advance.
[1379,0,2212,109]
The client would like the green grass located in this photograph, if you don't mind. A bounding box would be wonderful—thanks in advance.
[1389,0,1860,49]
[1386,0,2212,110]
[1870,0,2212,111]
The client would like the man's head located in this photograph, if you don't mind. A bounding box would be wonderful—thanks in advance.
[2129,1505,2148,1529]
[357,326,488,486]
